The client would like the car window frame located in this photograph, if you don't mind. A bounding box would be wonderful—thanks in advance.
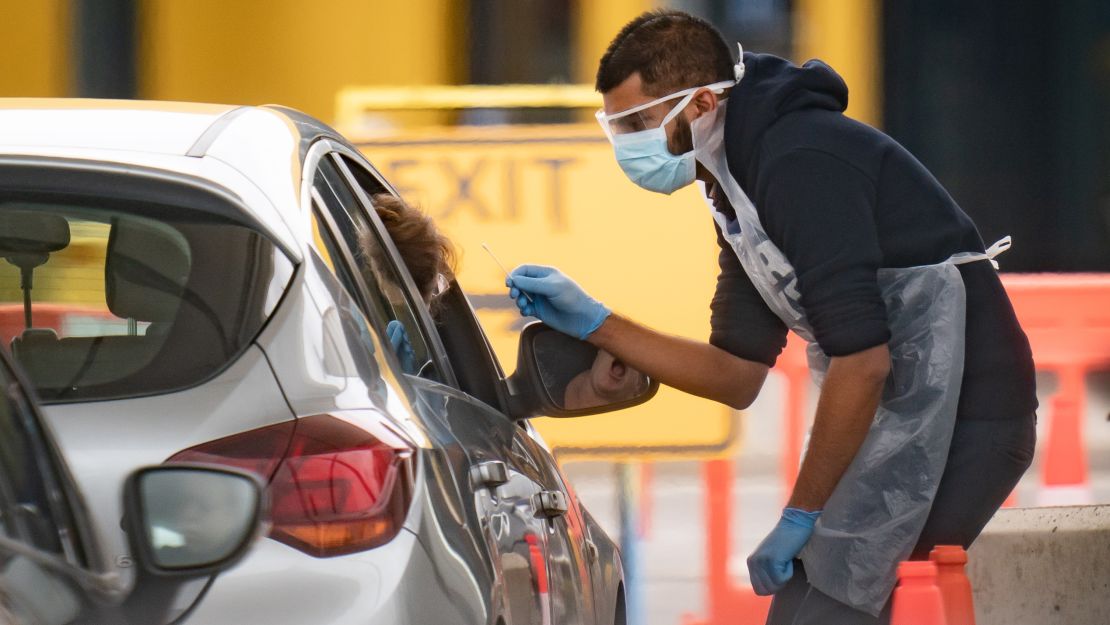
[307,188,413,381]
[0,350,111,594]
[426,279,512,412]
[313,159,441,379]
[0,163,298,405]
[330,147,517,415]
[301,140,459,388]
[326,150,459,378]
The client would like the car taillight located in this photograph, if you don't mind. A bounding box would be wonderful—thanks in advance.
[168,414,414,558]
[167,421,293,480]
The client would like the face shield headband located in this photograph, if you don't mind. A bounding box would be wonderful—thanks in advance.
[594,43,747,142]
[594,80,732,141]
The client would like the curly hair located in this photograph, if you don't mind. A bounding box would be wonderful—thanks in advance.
[361,194,456,303]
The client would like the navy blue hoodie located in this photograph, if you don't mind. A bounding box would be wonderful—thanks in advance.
[708,53,1036,420]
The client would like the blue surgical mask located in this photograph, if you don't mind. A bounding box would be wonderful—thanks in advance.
[612,126,697,195]
[598,78,737,195]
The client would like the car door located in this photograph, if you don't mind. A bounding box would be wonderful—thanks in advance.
[511,422,598,625]
[427,282,598,625]
[0,345,102,624]
[327,147,596,625]
[307,145,562,625]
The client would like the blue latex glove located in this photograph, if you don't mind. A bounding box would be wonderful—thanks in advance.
[747,508,822,596]
[506,265,611,340]
[386,319,416,374]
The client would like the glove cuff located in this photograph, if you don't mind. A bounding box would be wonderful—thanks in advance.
[579,304,612,340]
[781,507,822,529]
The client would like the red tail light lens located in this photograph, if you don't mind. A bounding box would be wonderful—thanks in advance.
[168,414,414,558]
[167,421,292,480]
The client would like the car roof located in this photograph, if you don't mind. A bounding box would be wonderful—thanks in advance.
[0,99,357,256]
[0,99,241,155]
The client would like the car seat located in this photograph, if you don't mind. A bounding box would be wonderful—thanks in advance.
[10,216,191,395]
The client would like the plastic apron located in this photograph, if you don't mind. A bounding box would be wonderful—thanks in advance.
[692,99,1010,615]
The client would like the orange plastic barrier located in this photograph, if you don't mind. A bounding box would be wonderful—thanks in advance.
[680,459,771,625]
[892,561,948,625]
[930,546,975,625]
[1002,274,1110,504]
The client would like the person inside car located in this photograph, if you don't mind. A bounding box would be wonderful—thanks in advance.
[359,194,455,375]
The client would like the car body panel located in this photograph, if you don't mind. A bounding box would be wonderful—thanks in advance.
[184,527,489,625]
[0,329,270,625]
[40,345,295,591]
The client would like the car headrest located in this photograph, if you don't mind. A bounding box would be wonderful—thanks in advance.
[0,208,71,255]
[105,219,191,322]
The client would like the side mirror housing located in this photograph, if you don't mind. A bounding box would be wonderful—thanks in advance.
[122,464,266,578]
[506,322,659,420]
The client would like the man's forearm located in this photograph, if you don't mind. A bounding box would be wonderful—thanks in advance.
[587,314,769,410]
[788,344,891,511]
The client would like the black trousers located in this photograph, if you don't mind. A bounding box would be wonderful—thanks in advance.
[766,414,1037,625]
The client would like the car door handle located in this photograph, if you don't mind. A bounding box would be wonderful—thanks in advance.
[534,490,568,518]
[585,539,599,563]
[470,460,509,488]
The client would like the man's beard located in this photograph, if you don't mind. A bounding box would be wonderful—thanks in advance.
[668,113,694,156]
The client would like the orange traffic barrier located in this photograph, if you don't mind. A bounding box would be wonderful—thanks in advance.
[892,561,948,625]
[1002,274,1110,506]
[930,546,976,625]
[679,459,771,625]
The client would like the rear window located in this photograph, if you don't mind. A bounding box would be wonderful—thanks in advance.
[0,200,293,403]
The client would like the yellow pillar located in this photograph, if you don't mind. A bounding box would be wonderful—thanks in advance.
[0,0,72,97]
[572,0,654,86]
[572,0,653,123]
[136,0,466,124]
[793,0,882,127]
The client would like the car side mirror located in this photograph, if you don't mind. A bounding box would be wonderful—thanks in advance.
[506,322,659,420]
[122,465,266,577]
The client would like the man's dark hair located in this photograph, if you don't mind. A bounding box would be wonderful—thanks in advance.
[596,10,734,96]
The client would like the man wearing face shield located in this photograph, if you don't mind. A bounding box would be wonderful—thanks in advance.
[505,10,1037,625]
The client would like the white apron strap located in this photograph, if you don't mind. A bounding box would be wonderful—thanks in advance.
[948,236,1012,270]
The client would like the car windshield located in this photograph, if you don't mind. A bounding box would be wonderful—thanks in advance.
[0,194,294,403]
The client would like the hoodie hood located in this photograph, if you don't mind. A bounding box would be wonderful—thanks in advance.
[724,52,848,186]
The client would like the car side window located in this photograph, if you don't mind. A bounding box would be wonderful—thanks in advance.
[312,159,443,381]
[0,361,78,561]
[308,210,398,397]
[336,155,510,411]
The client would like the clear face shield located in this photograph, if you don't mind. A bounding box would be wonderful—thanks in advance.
[594,44,747,195]
[594,80,736,143]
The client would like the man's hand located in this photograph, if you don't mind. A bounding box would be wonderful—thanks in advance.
[747,508,822,595]
[507,265,611,340]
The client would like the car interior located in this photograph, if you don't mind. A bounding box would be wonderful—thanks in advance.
[430,279,509,412]
[0,201,290,403]
[6,213,185,393]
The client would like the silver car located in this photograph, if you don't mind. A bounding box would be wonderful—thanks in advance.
[0,100,652,624]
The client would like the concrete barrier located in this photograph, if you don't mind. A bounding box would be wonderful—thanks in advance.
[966,505,1110,625]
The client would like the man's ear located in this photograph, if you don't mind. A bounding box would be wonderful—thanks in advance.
[689,87,719,119]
